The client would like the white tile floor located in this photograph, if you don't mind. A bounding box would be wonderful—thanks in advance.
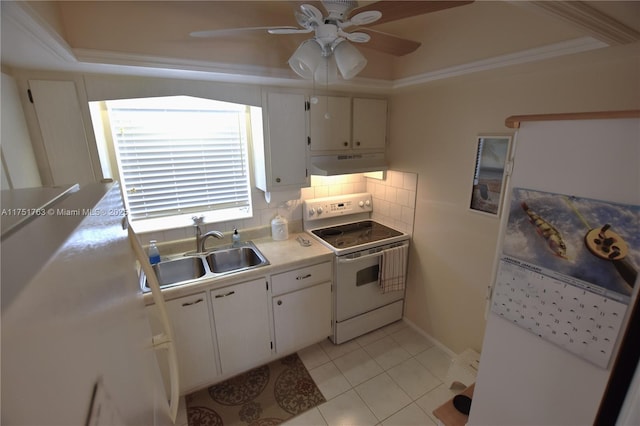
[177,320,462,426]
[284,320,459,426]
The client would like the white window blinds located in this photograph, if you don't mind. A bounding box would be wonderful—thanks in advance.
[106,96,252,229]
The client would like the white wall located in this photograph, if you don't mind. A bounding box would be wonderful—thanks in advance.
[390,42,640,354]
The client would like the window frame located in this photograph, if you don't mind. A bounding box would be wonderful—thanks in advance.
[91,95,256,233]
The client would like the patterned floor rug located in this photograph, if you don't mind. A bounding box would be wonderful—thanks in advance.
[186,353,326,426]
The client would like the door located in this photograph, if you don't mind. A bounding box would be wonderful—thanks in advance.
[147,293,218,394]
[211,279,272,375]
[28,80,97,185]
[259,92,308,189]
[273,281,332,354]
[352,98,387,151]
[335,244,407,321]
[308,96,351,151]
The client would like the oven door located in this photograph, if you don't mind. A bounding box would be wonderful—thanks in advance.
[335,241,408,322]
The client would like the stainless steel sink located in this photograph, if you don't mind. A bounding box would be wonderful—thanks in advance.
[206,246,268,273]
[141,241,269,291]
[144,257,206,289]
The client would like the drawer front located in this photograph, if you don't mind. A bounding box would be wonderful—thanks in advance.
[271,261,332,295]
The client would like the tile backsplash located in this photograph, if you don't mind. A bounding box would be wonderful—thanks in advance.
[368,171,417,235]
[141,170,417,243]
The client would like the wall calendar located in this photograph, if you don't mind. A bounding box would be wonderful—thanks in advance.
[491,188,639,368]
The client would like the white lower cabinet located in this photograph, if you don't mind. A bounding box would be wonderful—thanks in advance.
[271,261,333,354]
[210,278,272,376]
[273,281,332,354]
[147,292,218,394]
[147,261,333,391]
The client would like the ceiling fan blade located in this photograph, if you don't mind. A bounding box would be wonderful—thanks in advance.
[356,28,421,56]
[294,11,315,29]
[268,27,314,35]
[349,10,382,26]
[352,1,474,25]
[300,4,324,22]
[344,31,371,43]
[190,26,299,38]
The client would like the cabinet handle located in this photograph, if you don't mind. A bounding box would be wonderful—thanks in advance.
[215,291,235,298]
[276,177,281,183]
[181,298,203,307]
[296,273,312,280]
[356,141,361,146]
[277,300,283,306]
[343,141,349,147]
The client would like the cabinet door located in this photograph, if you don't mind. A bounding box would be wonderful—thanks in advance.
[259,93,308,190]
[147,293,218,394]
[309,96,351,151]
[352,98,387,151]
[273,281,332,354]
[28,80,97,185]
[211,279,272,375]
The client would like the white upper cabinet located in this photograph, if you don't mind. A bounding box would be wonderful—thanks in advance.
[252,92,308,191]
[352,98,387,151]
[308,96,387,152]
[308,96,352,151]
[27,80,98,186]
[1,73,41,189]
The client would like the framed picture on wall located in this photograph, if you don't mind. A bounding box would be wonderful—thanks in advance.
[469,134,512,216]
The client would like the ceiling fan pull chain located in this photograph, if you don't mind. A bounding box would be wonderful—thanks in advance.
[324,60,331,120]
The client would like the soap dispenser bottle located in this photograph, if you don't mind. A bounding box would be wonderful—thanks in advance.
[148,240,161,265]
[232,229,241,247]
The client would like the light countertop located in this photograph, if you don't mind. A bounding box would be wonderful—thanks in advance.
[142,231,333,303]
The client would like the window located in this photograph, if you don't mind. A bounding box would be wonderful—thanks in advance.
[92,95,254,232]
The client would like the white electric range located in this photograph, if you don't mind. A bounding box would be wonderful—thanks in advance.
[303,193,410,343]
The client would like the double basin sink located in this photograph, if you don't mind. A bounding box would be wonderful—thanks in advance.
[141,241,269,291]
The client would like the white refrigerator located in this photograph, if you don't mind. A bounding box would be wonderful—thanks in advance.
[1,182,177,425]
[469,116,640,425]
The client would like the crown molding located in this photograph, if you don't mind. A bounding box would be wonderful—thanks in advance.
[392,37,608,89]
[1,1,77,64]
[72,48,394,92]
[523,1,640,45]
[74,37,607,91]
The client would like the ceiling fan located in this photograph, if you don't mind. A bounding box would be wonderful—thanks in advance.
[191,1,474,80]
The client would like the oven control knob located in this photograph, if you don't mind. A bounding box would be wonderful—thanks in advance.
[308,208,315,216]
[359,201,364,208]
[365,200,371,207]
[317,207,324,215]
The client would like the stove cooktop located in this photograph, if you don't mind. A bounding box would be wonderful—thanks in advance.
[311,220,403,250]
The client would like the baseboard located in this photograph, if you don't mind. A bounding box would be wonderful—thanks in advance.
[401,316,458,358]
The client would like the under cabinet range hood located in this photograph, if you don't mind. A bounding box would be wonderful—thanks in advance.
[309,153,387,176]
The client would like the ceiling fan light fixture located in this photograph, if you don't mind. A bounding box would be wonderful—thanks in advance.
[333,40,367,80]
[288,39,323,79]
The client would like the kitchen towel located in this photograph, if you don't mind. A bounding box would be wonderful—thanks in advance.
[380,244,408,294]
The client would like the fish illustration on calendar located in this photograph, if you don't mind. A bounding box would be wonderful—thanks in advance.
[491,188,639,367]
[503,188,639,299]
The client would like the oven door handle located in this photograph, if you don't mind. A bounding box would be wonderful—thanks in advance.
[337,253,382,263]
[337,246,404,263]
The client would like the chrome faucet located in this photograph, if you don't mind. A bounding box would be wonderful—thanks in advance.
[192,216,224,253]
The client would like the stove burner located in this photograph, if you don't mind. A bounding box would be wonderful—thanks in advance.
[317,228,343,238]
[333,236,359,247]
[311,220,403,250]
